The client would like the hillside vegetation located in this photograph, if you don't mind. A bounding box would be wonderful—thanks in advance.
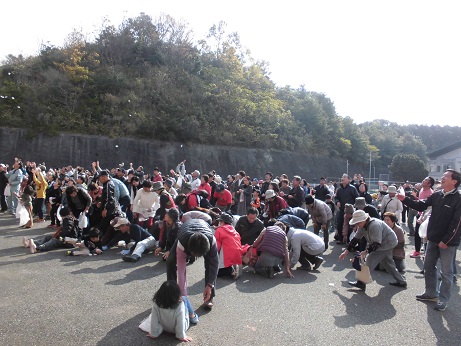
[1,13,460,177]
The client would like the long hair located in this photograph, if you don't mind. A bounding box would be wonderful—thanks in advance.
[153,280,180,309]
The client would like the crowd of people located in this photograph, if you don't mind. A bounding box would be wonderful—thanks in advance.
[1,157,460,341]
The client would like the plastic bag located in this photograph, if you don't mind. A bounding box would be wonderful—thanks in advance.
[4,184,11,197]
[419,218,429,238]
[57,205,63,222]
[16,203,30,226]
[78,213,88,229]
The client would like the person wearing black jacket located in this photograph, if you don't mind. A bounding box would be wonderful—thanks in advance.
[398,169,461,311]
[335,174,359,235]
[312,177,330,201]
[0,164,9,212]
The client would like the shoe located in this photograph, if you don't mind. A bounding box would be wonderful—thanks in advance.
[348,280,366,291]
[389,281,407,288]
[419,270,424,274]
[336,241,345,245]
[264,266,275,279]
[273,265,282,273]
[122,254,140,262]
[47,224,55,228]
[67,250,74,256]
[35,218,45,222]
[22,237,30,248]
[410,251,420,258]
[29,239,37,254]
[189,312,199,324]
[313,257,324,270]
[297,264,311,271]
[434,301,447,311]
[408,232,415,236]
[203,299,213,310]
[416,293,438,302]
[232,264,242,280]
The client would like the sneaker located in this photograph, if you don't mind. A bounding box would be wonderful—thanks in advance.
[410,251,420,258]
[122,254,140,262]
[47,224,55,228]
[297,264,311,271]
[264,266,275,279]
[22,237,30,248]
[389,281,407,288]
[232,264,242,280]
[434,301,447,311]
[313,257,324,270]
[416,293,438,302]
[203,299,213,310]
[348,280,366,291]
[189,312,199,324]
[273,265,282,273]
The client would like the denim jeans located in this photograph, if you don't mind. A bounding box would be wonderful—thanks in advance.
[423,240,457,303]
[407,209,418,235]
[254,252,283,275]
[7,184,20,213]
[181,296,194,316]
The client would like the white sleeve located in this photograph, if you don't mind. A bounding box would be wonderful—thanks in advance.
[150,304,164,337]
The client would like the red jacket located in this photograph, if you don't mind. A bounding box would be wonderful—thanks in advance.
[268,196,288,218]
[215,224,250,267]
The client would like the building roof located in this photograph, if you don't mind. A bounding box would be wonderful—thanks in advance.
[427,140,461,159]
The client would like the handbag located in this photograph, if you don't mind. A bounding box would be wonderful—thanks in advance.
[355,257,373,284]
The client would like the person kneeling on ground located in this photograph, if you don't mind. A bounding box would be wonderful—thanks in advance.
[252,223,294,279]
[339,210,407,291]
[280,221,325,271]
[166,219,219,310]
[24,207,79,253]
[111,217,157,263]
[139,280,198,342]
[215,213,250,280]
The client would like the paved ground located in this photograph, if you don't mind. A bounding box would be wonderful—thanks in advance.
[1,213,460,346]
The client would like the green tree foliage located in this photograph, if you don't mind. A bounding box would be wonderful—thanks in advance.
[388,154,428,182]
[0,13,458,170]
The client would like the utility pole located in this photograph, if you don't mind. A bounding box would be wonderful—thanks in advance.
[369,151,372,182]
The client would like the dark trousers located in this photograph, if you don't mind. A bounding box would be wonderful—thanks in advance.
[0,189,7,211]
[414,222,422,252]
[50,204,60,226]
[336,208,344,234]
[298,248,321,266]
[34,198,45,219]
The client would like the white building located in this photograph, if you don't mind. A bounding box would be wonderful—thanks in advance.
[427,140,461,181]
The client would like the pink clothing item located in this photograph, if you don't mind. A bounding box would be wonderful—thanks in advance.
[153,174,163,182]
[177,246,188,296]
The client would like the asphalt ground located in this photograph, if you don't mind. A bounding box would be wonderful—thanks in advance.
[1,213,460,346]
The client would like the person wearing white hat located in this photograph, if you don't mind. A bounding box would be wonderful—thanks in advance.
[379,185,403,222]
[339,210,407,291]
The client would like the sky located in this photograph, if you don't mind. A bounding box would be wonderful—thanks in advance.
[1,0,460,127]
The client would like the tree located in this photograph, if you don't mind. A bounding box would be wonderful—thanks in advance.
[388,154,428,182]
